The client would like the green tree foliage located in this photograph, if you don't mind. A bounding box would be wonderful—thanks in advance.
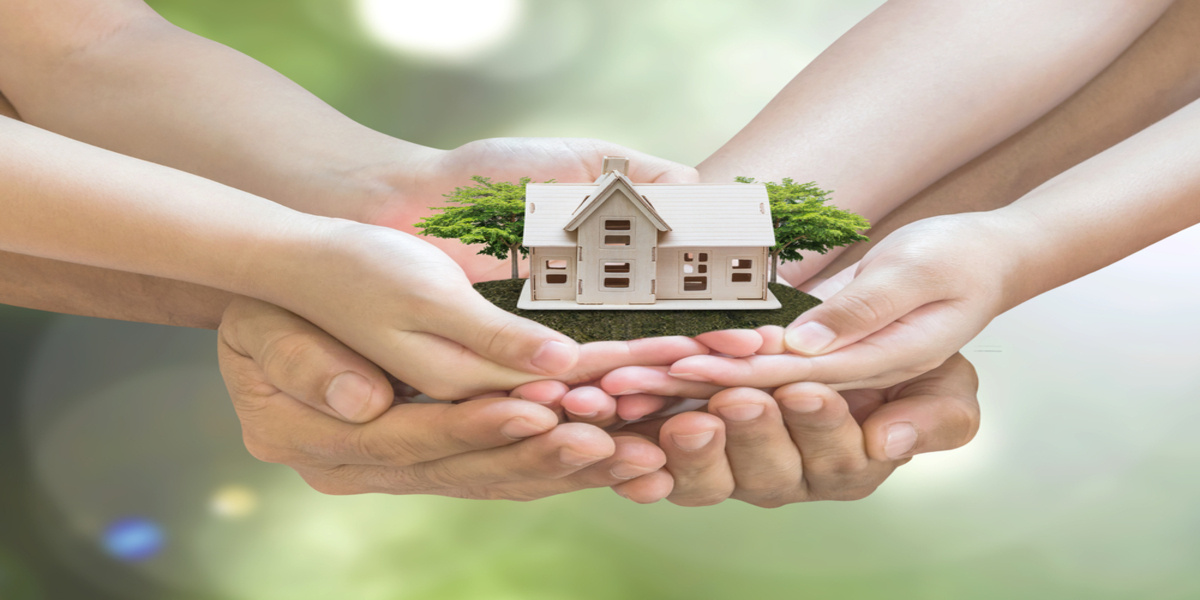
[414,176,531,279]
[737,177,870,284]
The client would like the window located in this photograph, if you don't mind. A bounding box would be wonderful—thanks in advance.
[604,277,630,289]
[683,277,707,291]
[546,274,568,284]
[698,265,707,274]
[604,262,630,273]
[731,273,752,283]
[684,252,694,262]
[699,253,709,262]
[546,260,567,270]
[605,219,631,231]
[732,259,752,269]
[683,264,694,274]
[604,235,631,246]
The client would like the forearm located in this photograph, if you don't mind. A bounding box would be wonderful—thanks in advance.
[998,97,1200,310]
[0,1,436,222]
[699,0,1170,275]
[810,0,1200,281]
[0,116,325,302]
[0,251,230,328]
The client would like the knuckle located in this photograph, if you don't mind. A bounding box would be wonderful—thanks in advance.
[404,458,463,490]
[261,331,320,383]
[829,291,893,331]
[346,427,424,467]
[242,433,289,465]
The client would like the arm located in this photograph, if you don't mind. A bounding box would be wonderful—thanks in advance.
[811,0,1200,283]
[697,0,1173,283]
[671,96,1200,391]
[0,0,426,221]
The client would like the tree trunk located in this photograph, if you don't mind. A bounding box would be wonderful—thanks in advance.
[769,251,780,284]
[510,245,520,280]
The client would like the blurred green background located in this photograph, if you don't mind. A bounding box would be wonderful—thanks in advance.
[3,1,1200,598]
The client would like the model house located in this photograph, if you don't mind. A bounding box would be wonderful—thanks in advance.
[518,157,780,310]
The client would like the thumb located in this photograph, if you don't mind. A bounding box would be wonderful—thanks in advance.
[430,289,581,376]
[784,262,932,356]
[219,297,395,423]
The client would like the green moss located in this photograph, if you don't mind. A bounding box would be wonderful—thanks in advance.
[474,279,821,343]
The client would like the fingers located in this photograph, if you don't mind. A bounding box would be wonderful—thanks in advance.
[561,386,620,428]
[783,262,933,356]
[859,353,981,461]
[248,395,559,468]
[431,291,581,376]
[694,329,764,357]
[564,336,712,384]
[618,147,700,184]
[707,388,803,507]
[775,382,895,501]
[658,412,733,506]
[600,366,725,399]
[303,422,616,497]
[218,297,394,423]
[614,394,671,421]
[669,301,974,390]
[486,434,668,501]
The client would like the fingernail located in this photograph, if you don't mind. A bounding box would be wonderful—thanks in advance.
[326,372,373,421]
[666,369,711,383]
[500,417,549,440]
[612,388,643,396]
[610,461,649,480]
[781,393,823,414]
[715,403,764,422]
[560,448,605,466]
[884,422,918,459]
[569,410,599,419]
[531,340,574,373]
[785,322,837,355]
[671,430,715,451]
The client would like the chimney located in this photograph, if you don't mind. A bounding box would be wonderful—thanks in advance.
[601,156,629,175]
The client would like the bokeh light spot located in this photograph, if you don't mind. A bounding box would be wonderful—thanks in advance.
[102,517,165,562]
[210,484,259,519]
[355,0,524,62]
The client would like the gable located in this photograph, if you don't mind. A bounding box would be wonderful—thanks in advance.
[563,172,671,233]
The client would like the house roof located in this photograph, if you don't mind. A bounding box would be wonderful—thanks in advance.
[563,172,671,233]
[524,181,775,248]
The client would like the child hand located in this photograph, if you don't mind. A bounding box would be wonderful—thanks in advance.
[665,212,1020,390]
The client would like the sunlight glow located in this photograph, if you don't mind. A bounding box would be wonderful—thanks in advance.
[355,0,524,61]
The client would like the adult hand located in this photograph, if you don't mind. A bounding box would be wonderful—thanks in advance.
[610,353,981,507]
[665,212,1017,390]
[217,297,669,499]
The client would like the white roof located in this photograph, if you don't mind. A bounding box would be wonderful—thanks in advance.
[524,182,775,248]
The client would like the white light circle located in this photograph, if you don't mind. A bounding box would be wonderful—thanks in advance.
[355,0,524,62]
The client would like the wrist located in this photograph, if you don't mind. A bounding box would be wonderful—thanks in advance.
[970,206,1054,313]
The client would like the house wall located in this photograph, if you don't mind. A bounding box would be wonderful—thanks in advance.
[529,246,577,300]
[657,246,768,301]
[576,190,657,304]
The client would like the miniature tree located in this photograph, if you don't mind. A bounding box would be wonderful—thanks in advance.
[737,177,870,284]
[414,176,531,279]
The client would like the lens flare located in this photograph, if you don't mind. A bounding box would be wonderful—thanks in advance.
[102,517,165,562]
[210,485,259,519]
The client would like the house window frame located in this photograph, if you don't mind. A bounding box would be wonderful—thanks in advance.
[728,256,756,284]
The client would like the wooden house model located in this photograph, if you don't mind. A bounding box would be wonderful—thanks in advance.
[518,157,780,310]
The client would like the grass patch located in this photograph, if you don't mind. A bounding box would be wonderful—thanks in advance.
[474,279,821,343]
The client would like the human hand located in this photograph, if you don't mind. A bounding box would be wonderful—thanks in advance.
[608,353,981,506]
[217,297,669,499]
[664,212,1019,390]
[367,137,699,281]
